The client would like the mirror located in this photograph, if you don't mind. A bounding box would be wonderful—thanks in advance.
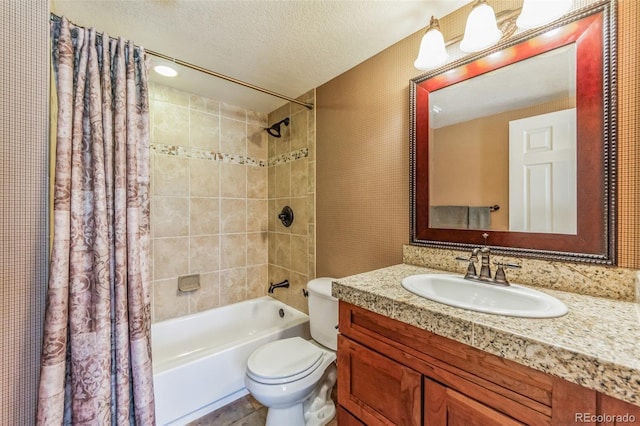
[429,44,577,234]
[410,2,616,264]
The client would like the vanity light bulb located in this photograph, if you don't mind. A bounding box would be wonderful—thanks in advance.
[516,0,573,29]
[414,16,448,71]
[414,28,448,70]
[460,1,502,53]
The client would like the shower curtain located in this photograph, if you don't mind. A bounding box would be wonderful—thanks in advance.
[37,16,155,425]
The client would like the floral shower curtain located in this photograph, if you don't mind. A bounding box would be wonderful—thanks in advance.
[37,16,155,425]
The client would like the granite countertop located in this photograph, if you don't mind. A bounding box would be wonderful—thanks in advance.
[332,263,640,407]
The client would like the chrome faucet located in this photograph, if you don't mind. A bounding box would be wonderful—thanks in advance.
[456,233,520,286]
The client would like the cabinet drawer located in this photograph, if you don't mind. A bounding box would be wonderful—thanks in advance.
[338,335,422,426]
[424,377,525,426]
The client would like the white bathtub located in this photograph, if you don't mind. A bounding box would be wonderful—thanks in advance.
[152,296,310,425]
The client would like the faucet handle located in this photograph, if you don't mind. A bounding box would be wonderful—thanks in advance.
[456,248,480,279]
[455,247,480,263]
[496,262,521,269]
[493,262,521,285]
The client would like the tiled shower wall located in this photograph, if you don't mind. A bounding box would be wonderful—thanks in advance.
[1,1,48,423]
[267,91,316,314]
[150,83,270,321]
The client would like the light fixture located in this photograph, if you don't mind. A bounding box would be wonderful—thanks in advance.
[413,0,573,71]
[154,64,178,77]
[414,16,448,71]
[516,0,572,29]
[460,0,502,53]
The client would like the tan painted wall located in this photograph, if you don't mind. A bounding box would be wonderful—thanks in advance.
[616,0,639,268]
[316,50,411,278]
[1,1,49,423]
[317,0,640,277]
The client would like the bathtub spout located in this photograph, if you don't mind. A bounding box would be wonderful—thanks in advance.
[268,279,290,293]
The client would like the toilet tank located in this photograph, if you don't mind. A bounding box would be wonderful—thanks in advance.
[307,278,338,351]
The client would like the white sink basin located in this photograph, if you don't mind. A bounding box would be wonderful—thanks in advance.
[401,274,568,318]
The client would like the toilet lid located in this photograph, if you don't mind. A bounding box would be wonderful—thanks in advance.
[247,337,324,384]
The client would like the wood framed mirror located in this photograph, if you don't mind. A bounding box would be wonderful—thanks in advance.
[410,1,616,264]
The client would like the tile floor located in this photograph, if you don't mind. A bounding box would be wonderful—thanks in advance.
[188,391,338,426]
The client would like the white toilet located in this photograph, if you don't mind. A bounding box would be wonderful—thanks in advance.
[245,278,338,426]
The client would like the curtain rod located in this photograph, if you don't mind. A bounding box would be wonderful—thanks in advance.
[145,49,313,110]
[49,13,314,110]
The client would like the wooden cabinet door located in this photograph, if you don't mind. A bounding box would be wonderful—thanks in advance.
[338,335,422,426]
[596,394,640,426]
[424,378,525,426]
[337,405,366,426]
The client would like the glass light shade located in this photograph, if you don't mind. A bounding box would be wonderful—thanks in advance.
[414,27,448,70]
[460,1,502,53]
[154,64,178,77]
[516,0,572,28]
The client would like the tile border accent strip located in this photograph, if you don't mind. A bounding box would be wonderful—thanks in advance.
[268,147,309,167]
[151,143,266,167]
[151,143,309,168]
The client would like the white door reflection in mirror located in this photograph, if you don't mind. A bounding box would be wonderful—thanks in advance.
[508,109,576,234]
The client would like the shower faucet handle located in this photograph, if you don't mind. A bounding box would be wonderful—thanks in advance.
[278,206,294,227]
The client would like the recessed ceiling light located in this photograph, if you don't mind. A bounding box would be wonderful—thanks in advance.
[154,64,178,77]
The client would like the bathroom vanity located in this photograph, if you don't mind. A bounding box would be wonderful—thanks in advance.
[333,264,640,425]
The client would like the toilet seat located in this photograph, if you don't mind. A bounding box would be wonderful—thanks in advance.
[247,337,324,385]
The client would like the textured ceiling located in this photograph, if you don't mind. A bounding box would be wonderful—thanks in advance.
[51,0,470,113]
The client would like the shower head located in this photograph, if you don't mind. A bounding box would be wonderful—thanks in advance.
[265,117,290,138]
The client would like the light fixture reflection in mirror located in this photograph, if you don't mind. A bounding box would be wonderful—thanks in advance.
[517,0,573,28]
